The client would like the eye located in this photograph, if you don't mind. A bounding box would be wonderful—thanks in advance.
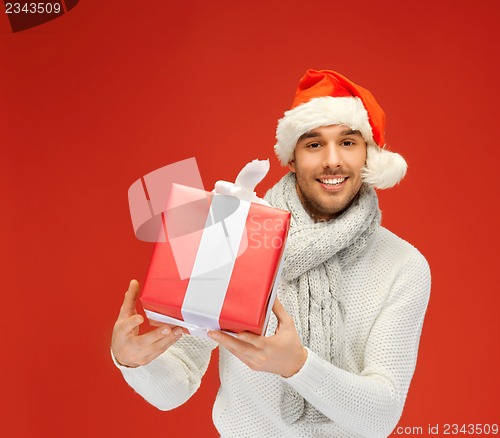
[341,140,355,147]
[307,142,322,149]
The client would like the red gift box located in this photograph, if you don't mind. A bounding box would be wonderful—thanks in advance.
[140,184,290,337]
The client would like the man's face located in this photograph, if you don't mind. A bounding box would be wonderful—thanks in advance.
[288,124,367,221]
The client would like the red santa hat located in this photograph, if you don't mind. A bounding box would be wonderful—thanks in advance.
[274,69,407,189]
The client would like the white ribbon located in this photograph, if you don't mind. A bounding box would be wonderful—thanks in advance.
[214,159,271,205]
[181,194,251,333]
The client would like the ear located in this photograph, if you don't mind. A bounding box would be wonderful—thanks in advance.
[288,157,296,173]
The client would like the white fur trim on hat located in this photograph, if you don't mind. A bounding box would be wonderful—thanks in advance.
[274,96,407,189]
[275,96,374,165]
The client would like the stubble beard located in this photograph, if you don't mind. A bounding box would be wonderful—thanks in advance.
[294,173,362,222]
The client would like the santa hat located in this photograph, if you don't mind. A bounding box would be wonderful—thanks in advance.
[274,69,407,189]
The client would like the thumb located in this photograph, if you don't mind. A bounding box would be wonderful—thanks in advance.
[118,279,140,320]
[272,297,290,323]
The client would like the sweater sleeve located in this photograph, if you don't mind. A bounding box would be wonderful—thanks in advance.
[283,250,431,437]
[112,335,218,411]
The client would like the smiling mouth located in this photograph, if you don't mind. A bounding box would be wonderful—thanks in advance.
[318,177,347,186]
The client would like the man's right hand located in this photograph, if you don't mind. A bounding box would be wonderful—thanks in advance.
[111,279,188,368]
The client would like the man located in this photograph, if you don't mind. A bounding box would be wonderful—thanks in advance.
[111,69,431,437]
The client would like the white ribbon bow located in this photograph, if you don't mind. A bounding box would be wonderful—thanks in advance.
[214,159,271,206]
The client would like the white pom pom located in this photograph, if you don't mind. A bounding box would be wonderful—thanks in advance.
[362,145,408,189]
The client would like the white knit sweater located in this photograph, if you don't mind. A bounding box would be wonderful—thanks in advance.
[115,226,430,438]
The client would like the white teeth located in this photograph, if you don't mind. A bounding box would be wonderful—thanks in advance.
[320,177,346,185]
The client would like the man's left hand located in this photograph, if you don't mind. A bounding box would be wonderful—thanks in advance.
[208,298,307,378]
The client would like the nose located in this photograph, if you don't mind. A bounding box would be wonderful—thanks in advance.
[322,143,342,168]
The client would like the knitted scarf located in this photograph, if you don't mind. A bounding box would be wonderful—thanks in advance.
[264,172,381,424]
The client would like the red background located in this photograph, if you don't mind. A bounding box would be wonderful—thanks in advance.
[1,1,499,436]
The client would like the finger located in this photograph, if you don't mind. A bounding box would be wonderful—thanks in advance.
[118,279,140,320]
[272,297,290,322]
[138,325,185,345]
[141,336,179,364]
[162,324,189,335]
[137,326,187,363]
[208,330,257,354]
[117,314,144,335]
[235,331,264,347]
[151,328,184,349]
[209,331,262,370]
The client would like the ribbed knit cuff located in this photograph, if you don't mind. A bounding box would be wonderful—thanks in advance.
[282,347,331,393]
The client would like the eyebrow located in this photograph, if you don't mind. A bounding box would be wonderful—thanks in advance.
[298,128,363,141]
[340,129,362,136]
[297,131,321,140]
